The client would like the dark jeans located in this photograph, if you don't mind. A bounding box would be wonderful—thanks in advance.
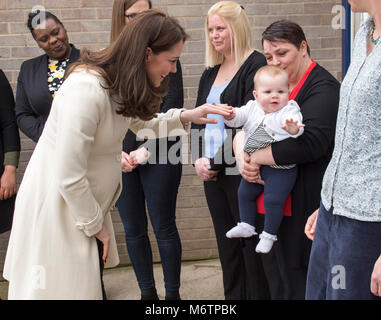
[116,163,182,292]
[238,166,297,235]
[204,173,270,300]
[306,203,381,300]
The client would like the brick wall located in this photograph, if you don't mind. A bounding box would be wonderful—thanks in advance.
[0,0,342,272]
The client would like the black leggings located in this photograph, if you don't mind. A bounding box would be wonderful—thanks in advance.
[238,166,297,235]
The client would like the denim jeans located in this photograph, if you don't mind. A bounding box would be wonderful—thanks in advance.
[116,163,182,292]
[306,203,381,300]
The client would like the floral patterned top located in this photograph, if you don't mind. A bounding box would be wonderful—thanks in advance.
[321,17,381,222]
[48,58,70,99]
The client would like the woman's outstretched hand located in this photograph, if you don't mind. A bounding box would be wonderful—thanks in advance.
[180,103,233,124]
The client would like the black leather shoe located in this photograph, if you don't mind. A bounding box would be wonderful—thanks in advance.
[141,288,159,300]
[165,291,181,300]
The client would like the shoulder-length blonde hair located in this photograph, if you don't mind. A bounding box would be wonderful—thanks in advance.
[67,10,188,121]
[110,0,152,43]
[205,1,252,68]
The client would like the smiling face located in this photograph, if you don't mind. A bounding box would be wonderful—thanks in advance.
[124,0,150,24]
[32,18,71,60]
[145,40,183,87]
[254,72,289,114]
[263,39,307,82]
[207,14,232,55]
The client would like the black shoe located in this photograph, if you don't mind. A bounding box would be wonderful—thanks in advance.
[165,291,181,300]
[141,288,159,300]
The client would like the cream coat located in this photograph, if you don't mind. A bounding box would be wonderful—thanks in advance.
[3,69,186,300]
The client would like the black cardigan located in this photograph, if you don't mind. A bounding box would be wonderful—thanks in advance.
[0,69,20,233]
[123,60,184,163]
[271,63,340,268]
[0,70,20,176]
[191,50,267,169]
[15,44,80,142]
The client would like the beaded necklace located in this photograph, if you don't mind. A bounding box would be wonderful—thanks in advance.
[370,21,380,45]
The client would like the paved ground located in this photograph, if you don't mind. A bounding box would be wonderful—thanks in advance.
[0,258,224,300]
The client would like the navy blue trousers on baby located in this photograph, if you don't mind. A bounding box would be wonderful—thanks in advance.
[306,203,381,300]
[238,166,297,235]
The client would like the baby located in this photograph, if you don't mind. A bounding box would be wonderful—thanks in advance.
[224,65,304,253]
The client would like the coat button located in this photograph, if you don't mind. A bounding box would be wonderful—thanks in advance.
[76,222,85,230]
[272,133,275,137]
[264,124,266,127]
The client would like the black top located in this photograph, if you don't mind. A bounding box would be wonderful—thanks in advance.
[123,60,184,163]
[272,63,340,268]
[0,69,20,175]
[15,44,80,142]
[0,69,20,233]
[191,50,267,170]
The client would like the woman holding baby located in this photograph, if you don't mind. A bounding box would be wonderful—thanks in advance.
[234,20,341,299]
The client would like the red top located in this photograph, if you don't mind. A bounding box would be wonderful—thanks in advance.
[257,60,317,216]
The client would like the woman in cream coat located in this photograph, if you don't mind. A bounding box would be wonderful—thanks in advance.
[3,10,232,300]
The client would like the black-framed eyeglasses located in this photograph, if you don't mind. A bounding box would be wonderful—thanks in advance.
[124,13,137,19]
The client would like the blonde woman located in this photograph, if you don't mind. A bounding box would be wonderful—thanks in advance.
[110,0,184,300]
[191,1,267,299]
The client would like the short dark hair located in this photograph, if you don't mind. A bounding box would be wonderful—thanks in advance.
[262,20,310,56]
[27,10,64,36]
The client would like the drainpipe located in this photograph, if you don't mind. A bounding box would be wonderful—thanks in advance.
[342,0,351,78]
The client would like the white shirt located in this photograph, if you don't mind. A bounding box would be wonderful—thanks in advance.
[225,99,304,147]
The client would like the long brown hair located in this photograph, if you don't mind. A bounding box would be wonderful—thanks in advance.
[110,0,152,43]
[67,10,187,121]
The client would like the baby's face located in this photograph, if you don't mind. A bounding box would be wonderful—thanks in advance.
[253,73,289,114]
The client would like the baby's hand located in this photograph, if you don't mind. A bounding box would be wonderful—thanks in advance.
[223,106,235,120]
[212,103,235,120]
[282,118,305,135]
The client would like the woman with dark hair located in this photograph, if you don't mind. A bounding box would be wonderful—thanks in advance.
[111,0,184,301]
[3,10,232,300]
[0,70,20,235]
[15,10,80,142]
[110,0,152,43]
[234,20,340,299]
